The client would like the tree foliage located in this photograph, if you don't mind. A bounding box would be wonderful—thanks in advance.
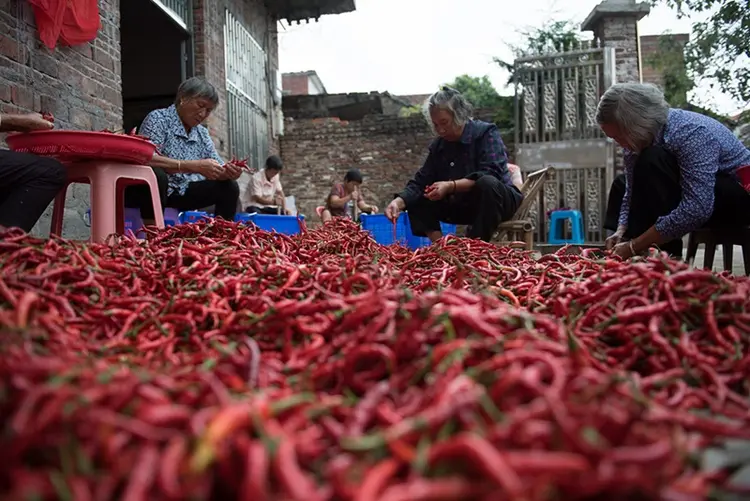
[493,20,588,84]
[446,74,514,130]
[644,34,695,108]
[657,0,750,105]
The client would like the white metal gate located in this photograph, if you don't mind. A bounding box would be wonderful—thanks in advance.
[514,41,617,243]
[224,10,269,170]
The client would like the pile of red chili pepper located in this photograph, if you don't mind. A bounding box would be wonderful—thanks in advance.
[0,218,748,501]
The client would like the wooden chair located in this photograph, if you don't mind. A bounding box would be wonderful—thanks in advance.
[493,165,554,250]
[685,227,750,275]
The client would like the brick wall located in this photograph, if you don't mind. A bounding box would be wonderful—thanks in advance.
[639,34,689,87]
[193,0,279,161]
[1,0,122,238]
[594,17,641,84]
[279,109,514,223]
[283,73,310,95]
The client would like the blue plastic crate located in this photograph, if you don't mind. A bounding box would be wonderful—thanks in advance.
[406,220,457,250]
[179,211,212,224]
[249,214,305,235]
[164,208,180,227]
[234,212,254,224]
[360,213,408,246]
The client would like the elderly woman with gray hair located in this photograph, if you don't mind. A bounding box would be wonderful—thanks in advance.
[385,87,521,242]
[125,76,241,223]
[600,83,750,259]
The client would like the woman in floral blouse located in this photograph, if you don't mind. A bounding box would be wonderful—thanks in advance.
[124,77,242,223]
[599,83,750,259]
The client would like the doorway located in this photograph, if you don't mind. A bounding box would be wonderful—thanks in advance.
[120,0,193,132]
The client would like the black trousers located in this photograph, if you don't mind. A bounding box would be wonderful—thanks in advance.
[604,146,750,256]
[0,150,67,233]
[245,205,278,215]
[407,175,521,242]
[124,167,239,221]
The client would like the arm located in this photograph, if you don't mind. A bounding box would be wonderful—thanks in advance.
[0,113,54,133]
[631,127,720,252]
[276,179,287,212]
[249,175,275,205]
[454,126,509,193]
[616,150,636,235]
[397,145,439,206]
[139,112,200,174]
[328,184,353,209]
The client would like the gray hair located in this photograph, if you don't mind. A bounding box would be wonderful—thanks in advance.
[596,83,669,150]
[423,86,473,130]
[175,76,220,106]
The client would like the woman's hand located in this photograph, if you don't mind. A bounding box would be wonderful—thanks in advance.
[368,204,379,214]
[221,162,242,180]
[612,241,634,259]
[385,197,406,222]
[195,159,224,180]
[424,181,453,201]
[605,228,626,250]
[2,113,55,132]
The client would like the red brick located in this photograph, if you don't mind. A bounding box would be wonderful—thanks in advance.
[0,81,10,102]
[30,53,58,77]
[10,85,33,109]
[0,34,26,63]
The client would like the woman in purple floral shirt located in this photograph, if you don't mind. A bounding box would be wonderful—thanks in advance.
[598,83,750,259]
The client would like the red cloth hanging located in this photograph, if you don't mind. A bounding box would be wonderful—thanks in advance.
[27,0,101,50]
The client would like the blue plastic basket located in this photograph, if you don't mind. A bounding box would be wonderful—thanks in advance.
[406,220,457,250]
[249,214,305,235]
[234,212,254,224]
[360,213,408,246]
[164,208,180,227]
[179,211,212,224]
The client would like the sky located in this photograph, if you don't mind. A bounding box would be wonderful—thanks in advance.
[277,0,745,116]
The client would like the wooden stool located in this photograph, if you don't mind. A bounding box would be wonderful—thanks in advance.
[685,227,750,275]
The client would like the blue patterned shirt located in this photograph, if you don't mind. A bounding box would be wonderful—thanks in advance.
[619,108,750,238]
[139,105,224,197]
[399,119,520,207]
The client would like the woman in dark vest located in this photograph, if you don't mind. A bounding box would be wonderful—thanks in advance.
[385,87,521,242]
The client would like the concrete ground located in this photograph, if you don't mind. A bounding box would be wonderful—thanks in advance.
[687,245,747,276]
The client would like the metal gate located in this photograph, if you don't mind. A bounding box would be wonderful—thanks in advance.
[224,10,269,170]
[514,40,616,243]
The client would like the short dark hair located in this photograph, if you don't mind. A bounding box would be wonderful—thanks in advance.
[344,169,363,183]
[266,155,283,171]
[175,77,220,106]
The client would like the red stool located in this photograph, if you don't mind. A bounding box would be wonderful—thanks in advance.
[51,161,164,242]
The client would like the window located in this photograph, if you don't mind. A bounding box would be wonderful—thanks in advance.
[224,10,268,169]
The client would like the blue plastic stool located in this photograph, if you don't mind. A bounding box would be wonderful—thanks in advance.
[548,209,585,245]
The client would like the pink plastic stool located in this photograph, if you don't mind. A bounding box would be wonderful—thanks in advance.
[51,161,164,243]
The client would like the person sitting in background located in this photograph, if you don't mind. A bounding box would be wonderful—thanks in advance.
[598,83,750,259]
[0,112,67,233]
[124,76,241,223]
[243,155,290,215]
[320,169,378,222]
[385,87,522,242]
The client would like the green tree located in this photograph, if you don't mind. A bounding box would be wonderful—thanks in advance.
[447,75,505,109]
[656,0,750,105]
[494,20,588,83]
[644,34,695,108]
[446,74,514,130]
